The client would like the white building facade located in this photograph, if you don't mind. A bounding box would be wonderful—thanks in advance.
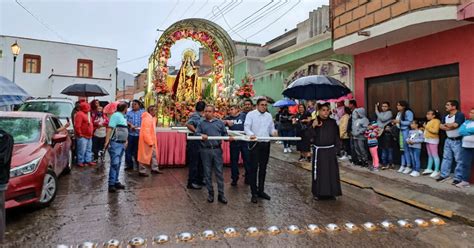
[0,35,117,102]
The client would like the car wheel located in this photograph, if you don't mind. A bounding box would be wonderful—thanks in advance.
[63,150,73,174]
[37,169,58,207]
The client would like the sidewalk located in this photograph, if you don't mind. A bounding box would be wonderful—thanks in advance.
[269,144,474,226]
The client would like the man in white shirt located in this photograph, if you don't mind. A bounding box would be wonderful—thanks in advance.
[244,98,278,203]
[437,100,465,184]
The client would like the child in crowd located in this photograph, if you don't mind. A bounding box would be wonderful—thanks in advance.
[406,120,424,177]
[380,123,395,169]
[423,110,441,178]
[365,122,381,171]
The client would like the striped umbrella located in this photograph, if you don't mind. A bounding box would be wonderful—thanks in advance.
[0,76,30,107]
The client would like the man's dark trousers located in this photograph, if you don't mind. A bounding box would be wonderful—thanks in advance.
[187,140,204,186]
[229,141,250,182]
[125,135,139,169]
[248,142,271,195]
[201,147,224,196]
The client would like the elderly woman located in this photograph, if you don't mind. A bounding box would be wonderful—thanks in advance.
[137,105,162,176]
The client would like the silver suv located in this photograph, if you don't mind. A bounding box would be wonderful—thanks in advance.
[19,97,75,136]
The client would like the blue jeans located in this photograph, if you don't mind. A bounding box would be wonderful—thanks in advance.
[280,129,295,148]
[409,147,421,172]
[108,141,125,186]
[454,147,474,182]
[380,148,393,165]
[125,135,139,169]
[401,129,411,167]
[229,141,250,181]
[76,137,92,164]
[440,139,463,178]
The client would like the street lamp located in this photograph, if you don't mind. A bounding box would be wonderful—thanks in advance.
[11,41,21,83]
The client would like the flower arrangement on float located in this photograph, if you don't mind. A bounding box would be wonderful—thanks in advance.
[235,74,256,99]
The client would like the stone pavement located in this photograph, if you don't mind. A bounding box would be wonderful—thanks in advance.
[270,144,474,226]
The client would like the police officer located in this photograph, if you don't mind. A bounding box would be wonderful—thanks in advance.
[186,101,206,190]
[224,105,250,186]
[196,105,233,204]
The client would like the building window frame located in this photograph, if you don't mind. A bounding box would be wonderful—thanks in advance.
[23,54,41,74]
[77,59,93,78]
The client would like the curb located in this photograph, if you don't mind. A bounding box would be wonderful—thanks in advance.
[270,153,473,226]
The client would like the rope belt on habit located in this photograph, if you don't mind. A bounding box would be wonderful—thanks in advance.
[311,144,335,180]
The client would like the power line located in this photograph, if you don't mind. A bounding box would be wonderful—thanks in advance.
[211,5,246,41]
[210,0,241,21]
[215,0,244,21]
[227,0,275,31]
[230,0,279,33]
[210,0,234,20]
[191,0,210,17]
[232,0,289,34]
[178,0,196,20]
[157,0,180,30]
[246,0,302,40]
[205,0,227,19]
[14,0,89,58]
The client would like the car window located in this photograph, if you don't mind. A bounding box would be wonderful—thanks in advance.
[0,117,41,144]
[51,117,63,130]
[45,118,56,143]
[19,101,73,118]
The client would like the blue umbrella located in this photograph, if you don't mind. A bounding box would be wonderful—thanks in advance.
[0,76,30,107]
[273,98,297,107]
[282,75,351,100]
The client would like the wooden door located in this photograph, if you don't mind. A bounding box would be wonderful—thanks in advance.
[431,77,460,113]
[408,80,430,119]
[367,80,407,119]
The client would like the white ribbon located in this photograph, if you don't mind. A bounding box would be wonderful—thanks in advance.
[311,144,335,180]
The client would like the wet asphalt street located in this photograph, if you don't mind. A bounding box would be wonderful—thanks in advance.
[4,154,474,247]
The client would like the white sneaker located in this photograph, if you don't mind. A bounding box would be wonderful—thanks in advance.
[283,148,288,153]
[398,166,406,173]
[430,171,440,178]
[287,148,292,153]
[422,169,433,175]
[403,167,412,174]
[410,171,420,177]
[455,181,470,188]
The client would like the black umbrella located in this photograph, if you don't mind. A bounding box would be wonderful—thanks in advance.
[61,83,109,97]
[282,75,351,100]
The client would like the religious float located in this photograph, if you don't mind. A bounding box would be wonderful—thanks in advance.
[144,18,251,166]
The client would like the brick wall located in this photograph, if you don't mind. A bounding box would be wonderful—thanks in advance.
[332,0,463,40]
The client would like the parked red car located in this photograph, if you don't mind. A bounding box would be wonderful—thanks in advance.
[0,112,72,209]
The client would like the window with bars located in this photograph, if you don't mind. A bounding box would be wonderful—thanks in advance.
[77,59,93,78]
[23,54,41,74]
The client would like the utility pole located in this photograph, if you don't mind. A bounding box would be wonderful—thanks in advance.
[123,79,126,100]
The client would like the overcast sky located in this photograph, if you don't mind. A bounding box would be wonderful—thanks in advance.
[1,0,328,74]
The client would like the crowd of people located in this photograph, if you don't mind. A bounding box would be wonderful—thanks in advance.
[71,99,163,193]
[276,99,474,189]
[68,96,472,204]
[185,98,341,203]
